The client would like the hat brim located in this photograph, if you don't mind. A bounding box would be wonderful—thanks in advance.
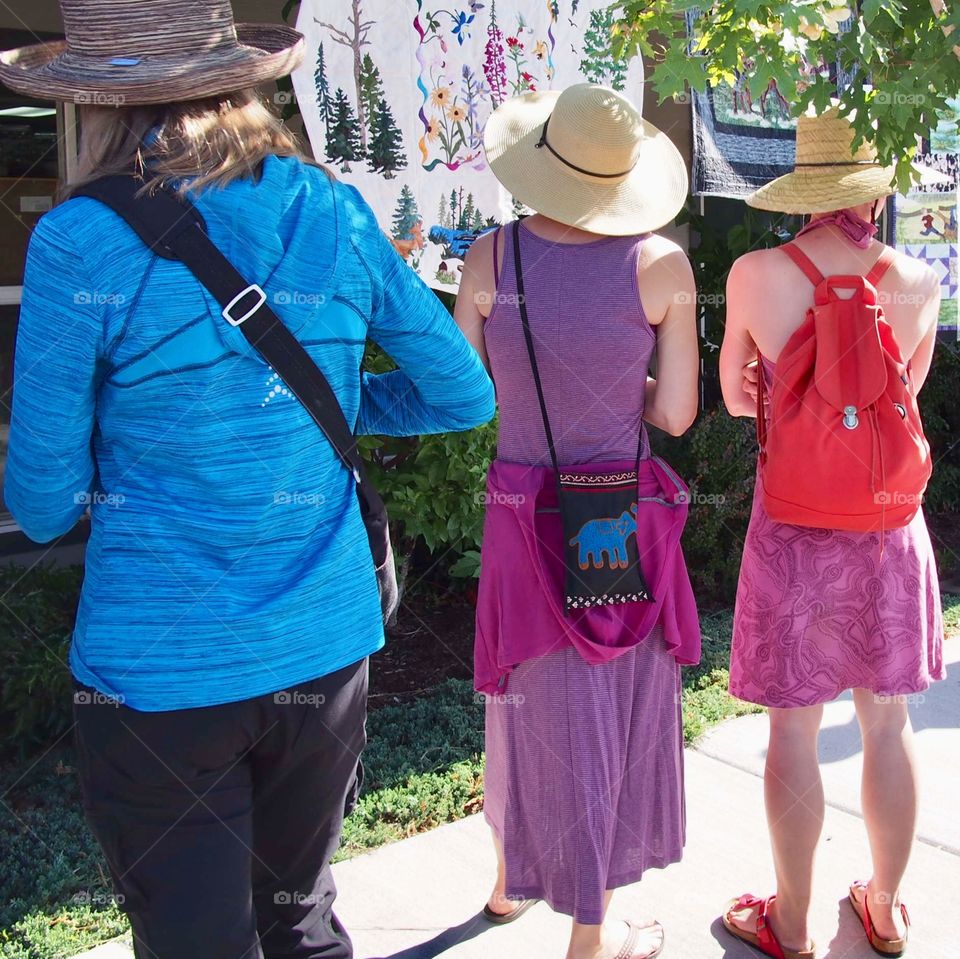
[0,24,303,105]
[746,165,897,215]
[484,91,689,236]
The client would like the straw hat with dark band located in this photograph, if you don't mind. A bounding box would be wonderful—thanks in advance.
[484,83,689,236]
[0,0,304,105]
[747,109,896,214]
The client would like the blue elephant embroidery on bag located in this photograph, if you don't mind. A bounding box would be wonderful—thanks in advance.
[569,503,638,570]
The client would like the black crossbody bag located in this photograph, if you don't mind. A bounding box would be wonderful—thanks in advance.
[74,175,398,623]
[512,220,653,614]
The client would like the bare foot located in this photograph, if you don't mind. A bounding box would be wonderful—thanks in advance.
[725,897,813,954]
[485,889,521,917]
[850,880,907,941]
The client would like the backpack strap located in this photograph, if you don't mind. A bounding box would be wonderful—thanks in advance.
[866,245,896,288]
[781,244,825,285]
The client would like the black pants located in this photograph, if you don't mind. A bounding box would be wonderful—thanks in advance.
[73,659,368,959]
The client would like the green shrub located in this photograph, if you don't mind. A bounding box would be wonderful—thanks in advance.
[361,343,497,581]
[651,411,757,607]
[919,340,960,518]
[0,565,81,761]
[0,753,120,955]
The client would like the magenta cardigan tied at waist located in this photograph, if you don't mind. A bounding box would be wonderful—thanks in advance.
[474,456,702,694]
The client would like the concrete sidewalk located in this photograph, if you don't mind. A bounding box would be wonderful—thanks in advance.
[76,641,959,959]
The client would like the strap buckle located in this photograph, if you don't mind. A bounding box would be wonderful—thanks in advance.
[222,283,266,327]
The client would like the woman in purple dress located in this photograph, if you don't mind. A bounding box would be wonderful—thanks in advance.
[455,84,701,959]
[720,110,944,959]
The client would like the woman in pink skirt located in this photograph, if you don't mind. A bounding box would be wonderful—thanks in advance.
[719,110,945,959]
[455,84,701,959]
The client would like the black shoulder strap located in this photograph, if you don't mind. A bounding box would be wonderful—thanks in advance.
[512,220,560,473]
[73,175,364,483]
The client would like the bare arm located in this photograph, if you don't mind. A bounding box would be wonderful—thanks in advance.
[452,230,495,372]
[641,245,699,436]
[907,267,942,390]
[720,254,763,418]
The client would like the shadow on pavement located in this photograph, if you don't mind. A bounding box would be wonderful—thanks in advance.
[818,658,959,765]
[376,911,501,959]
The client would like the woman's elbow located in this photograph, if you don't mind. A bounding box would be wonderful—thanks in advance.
[662,408,698,437]
[10,508,81,544]
[458,373,496,429]
[5,482,85,543]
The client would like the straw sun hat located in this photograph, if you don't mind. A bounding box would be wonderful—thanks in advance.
[484,82,689,236]
[0,0,304,106]
[747,109,896,214]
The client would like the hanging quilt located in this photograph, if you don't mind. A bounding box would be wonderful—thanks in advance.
[691,86,797,197]
[687,10,862,198]
[291,0,644,290]
[892,152,959,331]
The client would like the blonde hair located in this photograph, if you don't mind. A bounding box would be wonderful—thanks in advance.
[64,88,325,199]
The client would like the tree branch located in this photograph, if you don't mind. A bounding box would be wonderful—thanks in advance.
[315,20,351,44]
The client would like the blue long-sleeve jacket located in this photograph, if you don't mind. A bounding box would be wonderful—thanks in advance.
[4,156,495,710]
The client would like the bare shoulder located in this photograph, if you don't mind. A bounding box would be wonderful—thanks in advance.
[464,227,496,265]
[640,232,690,268]
[639,232,694,286]
[726,246,781,289]
[888,246,940,294]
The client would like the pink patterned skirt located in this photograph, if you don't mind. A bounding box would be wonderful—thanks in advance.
[730,476,945,708]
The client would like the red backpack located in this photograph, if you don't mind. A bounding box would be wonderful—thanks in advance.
[756,243,932,532]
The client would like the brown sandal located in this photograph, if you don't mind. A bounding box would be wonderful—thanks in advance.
[722,894,816,959]
[481,898,538,924]
[848,881,910,957]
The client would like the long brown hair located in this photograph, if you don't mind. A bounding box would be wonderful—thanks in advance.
[63,88,326,199]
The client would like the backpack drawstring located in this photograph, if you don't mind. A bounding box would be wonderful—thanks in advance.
[869,403,886,556]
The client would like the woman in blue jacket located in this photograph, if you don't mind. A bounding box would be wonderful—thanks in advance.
[0,4,494,958]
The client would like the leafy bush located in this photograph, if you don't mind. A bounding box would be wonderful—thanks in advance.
[0,752,125,958]
[0,565,81,761]
[919,339,960,518]
[651,410,758,607]
[361,343,496,583]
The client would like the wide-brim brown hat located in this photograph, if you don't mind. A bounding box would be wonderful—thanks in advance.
[747,109,896,214]
[484,83,688,236]
[0,0,304,106]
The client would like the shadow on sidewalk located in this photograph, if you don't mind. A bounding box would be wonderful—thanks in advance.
[818,658,959,765]
[376,912,499,959]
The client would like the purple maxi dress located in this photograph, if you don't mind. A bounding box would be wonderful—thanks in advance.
[478,221,699,925]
